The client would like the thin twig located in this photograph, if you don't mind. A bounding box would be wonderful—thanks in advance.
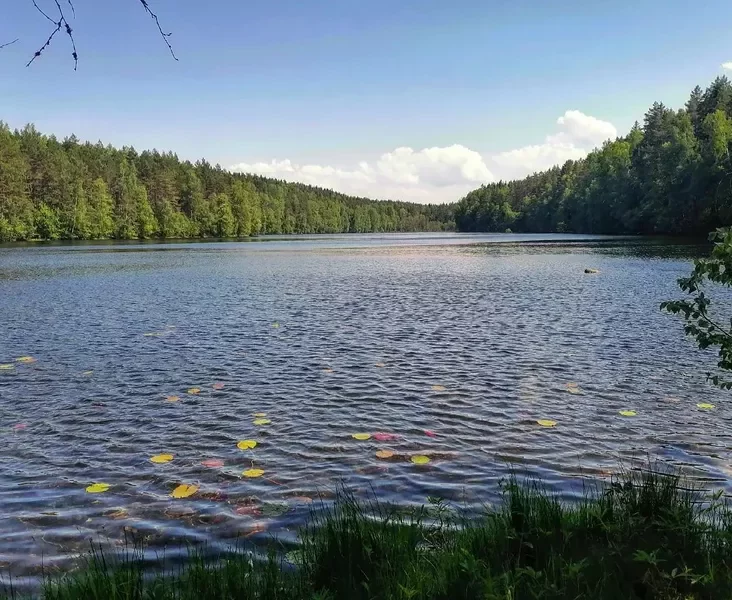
[27,0,78,69]
[138,0,178,61]
[0,38,20,50]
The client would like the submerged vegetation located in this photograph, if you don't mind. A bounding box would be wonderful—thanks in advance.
[456,76,732,235]
[5,468,732,599]
[0,124,453,242]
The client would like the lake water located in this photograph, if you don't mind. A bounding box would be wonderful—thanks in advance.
[1,232,730,581]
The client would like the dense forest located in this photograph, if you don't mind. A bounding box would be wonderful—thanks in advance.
[0,125,453,241]
[455,76,732,235]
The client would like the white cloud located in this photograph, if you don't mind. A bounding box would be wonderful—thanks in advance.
[489,110,617,180]
[722,62,732,71]
[230,110,617,203]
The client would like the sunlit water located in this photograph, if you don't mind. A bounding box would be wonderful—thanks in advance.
[1,233,730,582]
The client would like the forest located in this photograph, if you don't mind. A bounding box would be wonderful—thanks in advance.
[0,125,453,241]
[455,76,732,235]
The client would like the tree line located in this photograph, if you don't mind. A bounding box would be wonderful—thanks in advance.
[0,124,454,242]
[455,76,732,235]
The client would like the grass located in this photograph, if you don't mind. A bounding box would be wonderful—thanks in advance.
[4,467,732,599]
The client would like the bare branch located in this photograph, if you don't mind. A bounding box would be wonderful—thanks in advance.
[138,0,178,61]
[27,0,77,70]
[0,38,20,50]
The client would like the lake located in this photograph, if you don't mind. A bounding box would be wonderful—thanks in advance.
[1,232,730,581]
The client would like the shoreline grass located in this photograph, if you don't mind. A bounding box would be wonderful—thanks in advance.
[5,467,732,599]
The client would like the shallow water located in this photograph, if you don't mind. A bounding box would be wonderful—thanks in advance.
[1,233,730,581]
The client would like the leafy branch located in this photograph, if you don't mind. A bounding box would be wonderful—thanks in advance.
[661,227,732,389]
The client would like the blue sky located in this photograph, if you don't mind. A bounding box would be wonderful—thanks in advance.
[1,0,731,202]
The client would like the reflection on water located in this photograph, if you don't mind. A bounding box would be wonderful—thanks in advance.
[0,233,728,583]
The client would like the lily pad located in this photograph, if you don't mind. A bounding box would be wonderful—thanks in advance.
[536,419,557,428]
[15,356,36,364]
[566,387,580,395]
[242,468,265,478]
[376,449,395,459]
[83,370,94,376]
[150,454,174,464]
[697,403,716,410]
[566,382,579,389]
[253,418,271,426]
[352,433,371,441]
[171,484,199,499]
[431,385,447,392]
[237,440,257,450]
[272,322,280,328]
[86,483,110,494]
[411,455,430,465]
[619,410,637,417]
[201,459,225,468]
[187,388,201,395]
[166,395,180,402]
[0,364,14,370]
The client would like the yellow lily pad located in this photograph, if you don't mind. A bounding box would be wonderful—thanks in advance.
[697,403,715,410]
[170,484,198,499]
[619,410,637,417]
[150,454,174,464]
[536,419,557,428]
[166,395,180,402]
[253,418,271,426]
[242,468,265,478]
[376,449,395,459]
[352,433,371,441]
[0,364,14,370]
[411,455,430,465]
[187,388,201,395]
[237,440,257,450]
[253,412,266,418]
[431,385,446,392]
[86,483,110,494]
[16,356,36,363]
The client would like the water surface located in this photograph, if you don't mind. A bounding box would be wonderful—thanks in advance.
[1,233,729,580]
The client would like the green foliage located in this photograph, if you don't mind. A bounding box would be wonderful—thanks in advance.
[456,76,732,234]
[0,123,453,242]
[662,227,732,389]
[10,467,732,600]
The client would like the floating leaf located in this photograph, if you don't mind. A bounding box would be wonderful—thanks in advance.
[536,419,557,428]
[201,459,224,468]
[166,395,180,402]
[13,423,27,431]
[242,468,265,478]
[15,356,36,364]
[272,322,280,328]
[212,382,225,390]
[619,410,637,417]
[373,432,398,442]
[187,388,201,395]
[171,484,199,499]
[260,502,289,517]
[411,455,430,465]
[237,440,257,450]
[376,449,395,459]
[566,382,579,389]
[253,412,266,418]
[322,368,334,374]
[105,508,129,520]
[86,483,110,494]
[566,387,580,395]
[253,418,271,426]
[431,385,446,392]
[697,403,716,410]
[82,370,94,376]
[424,430,437,438]
[352,433,371,441]
[375,362,386,368]
[0,364,14,370]
[150,454,174,464]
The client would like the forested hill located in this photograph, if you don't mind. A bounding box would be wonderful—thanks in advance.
[455,76,732,235]
[0,125,454,242]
